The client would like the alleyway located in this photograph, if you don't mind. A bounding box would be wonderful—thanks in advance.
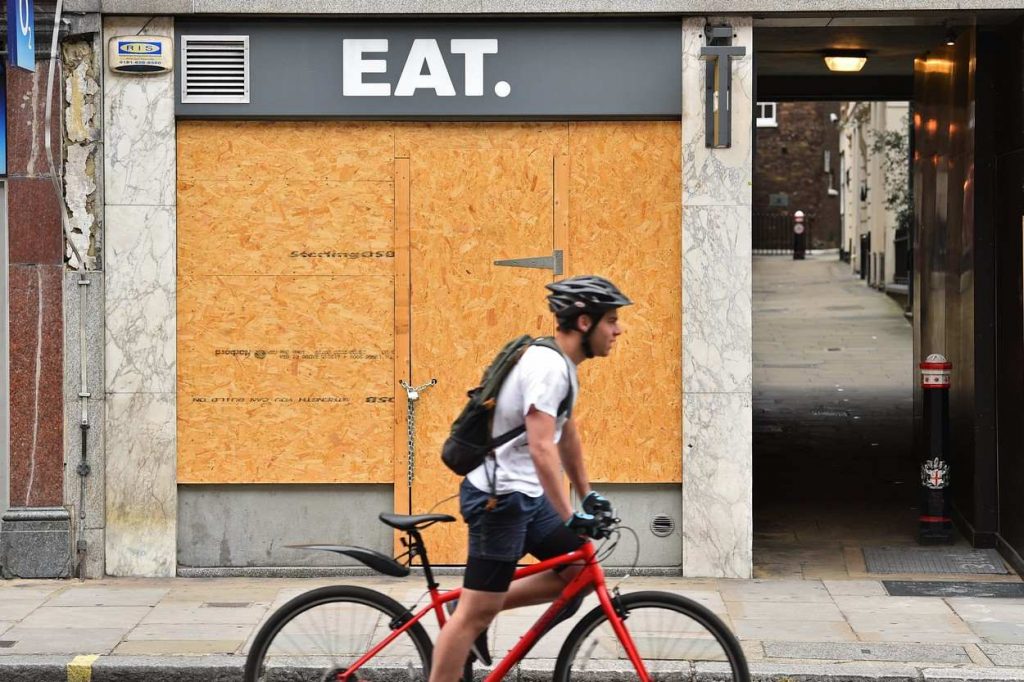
[753,254,919,578]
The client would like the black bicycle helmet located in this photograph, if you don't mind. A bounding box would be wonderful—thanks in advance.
[546,275,632,357]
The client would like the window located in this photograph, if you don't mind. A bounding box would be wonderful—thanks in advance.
[756,102,778,128]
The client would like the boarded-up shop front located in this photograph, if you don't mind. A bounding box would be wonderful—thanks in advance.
[174,20,685,567]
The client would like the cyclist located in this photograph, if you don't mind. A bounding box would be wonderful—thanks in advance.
[428,275,631,682]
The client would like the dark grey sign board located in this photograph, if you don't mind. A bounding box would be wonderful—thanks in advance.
[175,19,682,119]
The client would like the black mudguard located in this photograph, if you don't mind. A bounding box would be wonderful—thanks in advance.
[287,544,410,578]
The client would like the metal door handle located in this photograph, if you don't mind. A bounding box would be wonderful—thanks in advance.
[494,249,563,275]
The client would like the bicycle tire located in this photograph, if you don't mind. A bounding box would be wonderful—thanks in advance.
[244,585,433,682]
[553,590,750,682]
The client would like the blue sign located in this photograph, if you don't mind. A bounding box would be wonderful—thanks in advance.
[117,40,163,56]
[7,0,36,71]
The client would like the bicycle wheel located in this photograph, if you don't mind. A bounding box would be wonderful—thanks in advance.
[244,585,432,682]
[554,591,750,682]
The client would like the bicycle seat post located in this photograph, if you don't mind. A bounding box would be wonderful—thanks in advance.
[407,529,439,591]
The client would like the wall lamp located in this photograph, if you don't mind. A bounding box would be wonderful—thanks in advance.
[823,50,868,72]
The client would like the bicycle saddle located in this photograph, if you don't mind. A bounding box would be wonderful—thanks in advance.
[379,512,456,531]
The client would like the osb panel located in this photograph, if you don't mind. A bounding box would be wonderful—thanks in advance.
[395,122,568,158]
[177,275,394,484]
[407,136,561,563]
[177,121,394,182]
[568,121,682,483]
[393,158,413,542]
[177,179,394,277]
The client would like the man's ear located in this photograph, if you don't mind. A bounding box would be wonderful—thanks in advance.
[575,313,594,334]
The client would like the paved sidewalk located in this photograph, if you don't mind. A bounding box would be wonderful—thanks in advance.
[2,574,1024,681]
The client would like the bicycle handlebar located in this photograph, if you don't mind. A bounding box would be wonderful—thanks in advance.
[575,510,619,540]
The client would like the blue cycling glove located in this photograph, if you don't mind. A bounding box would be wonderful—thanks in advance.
[564,511,596,534]
[582,491,612,515]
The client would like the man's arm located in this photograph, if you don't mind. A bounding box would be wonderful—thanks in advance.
[525,408,575,520]
[557,418,591,501]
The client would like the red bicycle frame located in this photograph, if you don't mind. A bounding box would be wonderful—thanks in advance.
[339,541,651,681]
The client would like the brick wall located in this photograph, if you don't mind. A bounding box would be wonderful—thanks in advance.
[754,102,842,249]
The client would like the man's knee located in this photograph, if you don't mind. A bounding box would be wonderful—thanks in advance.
[455,588,506,629]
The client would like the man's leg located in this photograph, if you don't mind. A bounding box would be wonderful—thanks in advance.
[504,516,588,609]
[429,588,505,682]
[501,564,582,609]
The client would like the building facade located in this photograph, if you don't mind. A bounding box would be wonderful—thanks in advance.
[754,101,842,250]
[3,2,1024,579]
[839,100,912,291]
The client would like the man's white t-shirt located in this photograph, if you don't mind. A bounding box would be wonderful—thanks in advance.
[466,344,578,498]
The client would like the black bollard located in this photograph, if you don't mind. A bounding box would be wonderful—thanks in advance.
[918,354,954,544]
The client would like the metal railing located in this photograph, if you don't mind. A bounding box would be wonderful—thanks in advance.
[753,212,814,255]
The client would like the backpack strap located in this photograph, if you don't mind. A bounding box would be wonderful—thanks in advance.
[488,337,574,449]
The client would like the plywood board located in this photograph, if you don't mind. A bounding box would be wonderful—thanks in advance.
[393,158,413,521]
[177,121,397,485]
[177,121,394,182]
[567,121,683,483]
[177,274,394,483]
[407,125,562,563]
[395,122,567,158]
[177,179,394,277]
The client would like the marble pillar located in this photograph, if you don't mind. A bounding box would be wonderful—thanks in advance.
[680,17,754,578]
[103,16,177,577]
[0,61,71,578]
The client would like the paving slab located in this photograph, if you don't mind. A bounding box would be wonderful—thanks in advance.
[731,619,858,642]
[140,602,269,625]
[19,606,150,629]
[0,627,127,654]
[112,639,244,655]
[47,586,169,607]
[726,600,845,621]
[968,622,1024,645]
[720,579,834,603]
[763,641,972,664]
[834,595,959,615]
[824,580,888,596]
[0,599,56,620]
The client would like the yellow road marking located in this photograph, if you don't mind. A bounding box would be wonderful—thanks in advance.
[67,654,99,682]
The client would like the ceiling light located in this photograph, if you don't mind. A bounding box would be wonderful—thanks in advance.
[823,50,867,72]
[945,29,957,46]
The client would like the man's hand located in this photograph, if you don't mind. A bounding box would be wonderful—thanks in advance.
[564,511,597,536]
[582,491,612,516]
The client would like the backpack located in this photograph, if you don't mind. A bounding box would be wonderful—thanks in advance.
[441,335,574,477]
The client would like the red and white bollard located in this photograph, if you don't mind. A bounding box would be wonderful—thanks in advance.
[919,354,953,544]
[792,210,807,260]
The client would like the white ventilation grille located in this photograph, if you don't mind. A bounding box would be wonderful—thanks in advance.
[181,35,250,104]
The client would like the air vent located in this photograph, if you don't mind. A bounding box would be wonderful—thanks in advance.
[181,35,249,104]
[650,514,675,538]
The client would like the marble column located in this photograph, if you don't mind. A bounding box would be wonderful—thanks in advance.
[103,16,177,577]
[0,61,71,578]
[680,17,754,578]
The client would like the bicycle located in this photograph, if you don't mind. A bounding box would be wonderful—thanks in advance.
[244,509,751,681]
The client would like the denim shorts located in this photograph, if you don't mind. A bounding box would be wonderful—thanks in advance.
[459,478,567,563]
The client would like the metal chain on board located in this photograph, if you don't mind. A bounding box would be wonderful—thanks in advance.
[400,379,437,511]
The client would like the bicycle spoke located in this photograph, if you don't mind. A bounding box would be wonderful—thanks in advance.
[555,593,749,682]
[247,588,431,682]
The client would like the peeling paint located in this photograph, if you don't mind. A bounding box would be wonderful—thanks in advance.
[62,39,102,270]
